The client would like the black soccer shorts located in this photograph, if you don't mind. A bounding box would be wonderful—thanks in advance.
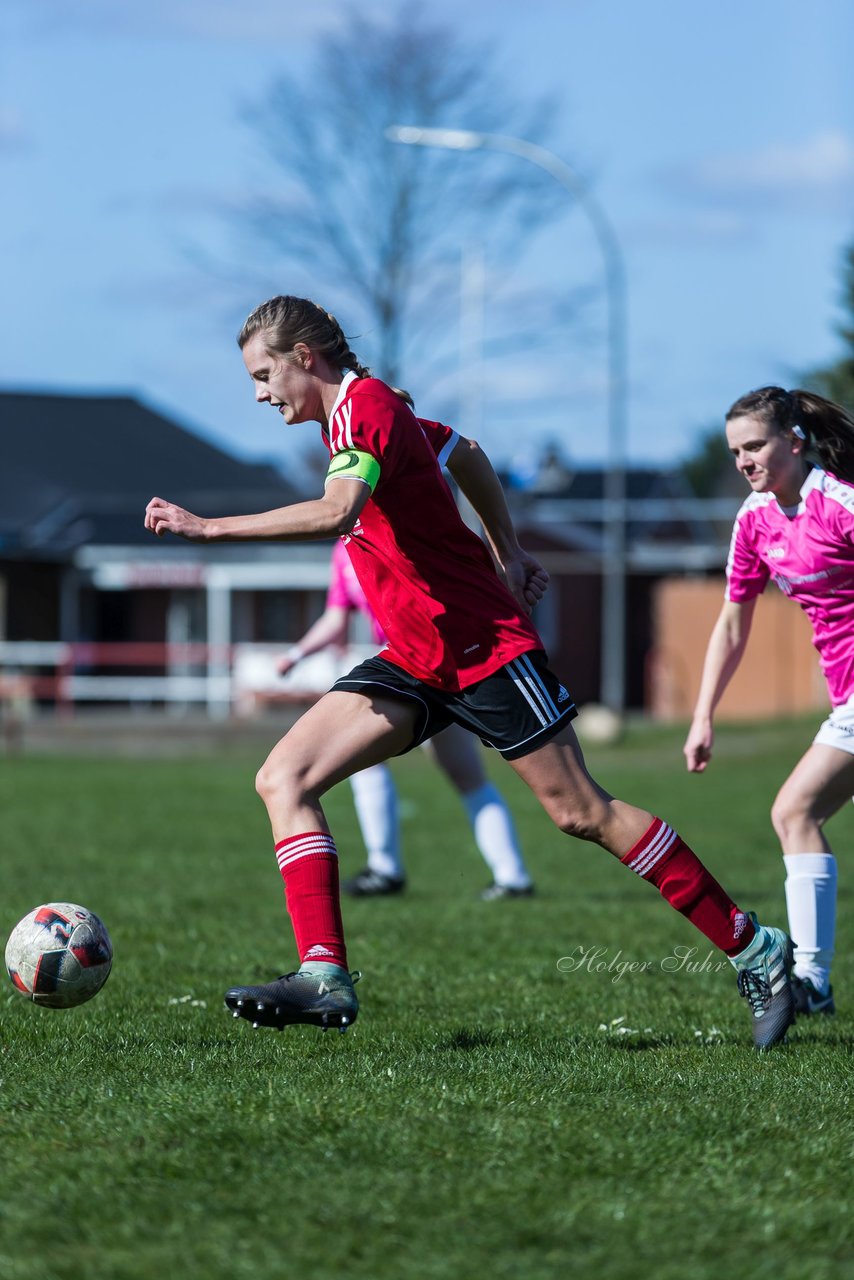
[332,649,577,761]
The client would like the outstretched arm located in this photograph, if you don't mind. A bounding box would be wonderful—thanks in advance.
[683,597,756,772]
[144,477,370,543]
[446,435,549,614]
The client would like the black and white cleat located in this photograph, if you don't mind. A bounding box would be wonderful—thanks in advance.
[225,969,360,1033]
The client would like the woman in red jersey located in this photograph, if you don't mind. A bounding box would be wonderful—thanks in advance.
[279,537,536,900]
[145,295,794,1049]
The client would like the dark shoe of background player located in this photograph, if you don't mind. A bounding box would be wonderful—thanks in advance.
[479,881,535,901]
[343,867,406,897]
[791,974,835,1017]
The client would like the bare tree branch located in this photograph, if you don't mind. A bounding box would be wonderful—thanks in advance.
[237,3,572,385]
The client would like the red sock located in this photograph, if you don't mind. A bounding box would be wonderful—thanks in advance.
[620,818,755,956]
[274,832,348,969]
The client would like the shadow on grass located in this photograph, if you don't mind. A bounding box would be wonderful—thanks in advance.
[439,1026,496,1052]
[788,1026,854,1049]
[606,1033,681,1051]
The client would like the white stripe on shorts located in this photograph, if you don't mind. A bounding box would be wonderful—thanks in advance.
[507,655,562,728]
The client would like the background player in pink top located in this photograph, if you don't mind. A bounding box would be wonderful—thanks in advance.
[278,539,535,898]
[685,386,854,1016]
[146,295,795,1049]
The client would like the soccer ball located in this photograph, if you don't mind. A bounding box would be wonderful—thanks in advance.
[5,902,113,1008]
[576,703,624,746]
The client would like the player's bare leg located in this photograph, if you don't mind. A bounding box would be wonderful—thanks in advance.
[771,743,854,853]
[771,744,854,1015]
[256,690,419,838]
[507,723,653,852]
[226,691,419,1032]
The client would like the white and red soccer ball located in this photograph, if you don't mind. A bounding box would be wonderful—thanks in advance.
[5,902,113,1008]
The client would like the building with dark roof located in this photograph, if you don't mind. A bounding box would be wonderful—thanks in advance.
[0,390,302,557]
[0,391,336,714]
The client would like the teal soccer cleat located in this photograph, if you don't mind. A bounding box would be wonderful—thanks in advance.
[225,965,360,1033]
[732,914,795,1050]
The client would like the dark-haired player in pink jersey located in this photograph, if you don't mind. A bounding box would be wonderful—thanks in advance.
[685,385,854,1019]
[145,296,795,1049]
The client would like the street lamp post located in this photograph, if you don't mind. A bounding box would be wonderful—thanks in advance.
[386,125,628,714]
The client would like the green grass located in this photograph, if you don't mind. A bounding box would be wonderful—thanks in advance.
[1,717,852,1279]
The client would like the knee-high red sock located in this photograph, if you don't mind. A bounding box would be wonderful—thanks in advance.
[620,818,755,956]
[274,832,348,969]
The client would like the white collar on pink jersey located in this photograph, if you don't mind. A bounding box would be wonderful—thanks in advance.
[327,370,359,425]
[776,465,822,516]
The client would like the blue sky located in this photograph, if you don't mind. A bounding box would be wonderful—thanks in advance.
[3,0,853,482]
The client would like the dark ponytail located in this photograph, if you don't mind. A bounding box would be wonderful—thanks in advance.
[726,385,854,483]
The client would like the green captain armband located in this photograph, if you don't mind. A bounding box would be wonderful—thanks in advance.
[325,449,381,493]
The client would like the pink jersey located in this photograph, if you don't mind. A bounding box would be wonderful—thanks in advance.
[726,467,854,706]
[326,539,387,647]
[323,373,541,691]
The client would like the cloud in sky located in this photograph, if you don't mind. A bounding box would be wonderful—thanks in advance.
[627,210,756,249]
[10,0,359,45]
[0,106,30,153]
[662,130,854,214]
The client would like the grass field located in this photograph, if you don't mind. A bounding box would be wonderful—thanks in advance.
[1,717,852,1280]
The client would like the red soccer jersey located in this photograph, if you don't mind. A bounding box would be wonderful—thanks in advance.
[324,373,541,691]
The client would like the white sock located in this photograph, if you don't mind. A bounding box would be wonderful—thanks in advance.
[783,852,837,994]
[349,765,404,879]
[462,782,532,888]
